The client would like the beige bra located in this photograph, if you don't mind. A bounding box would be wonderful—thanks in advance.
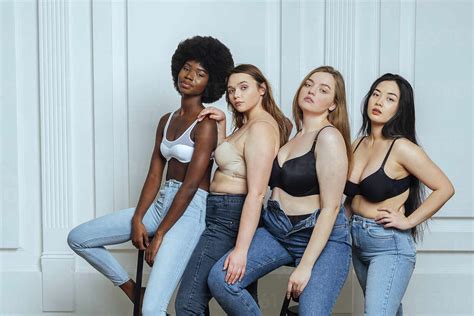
[214,141,246,179]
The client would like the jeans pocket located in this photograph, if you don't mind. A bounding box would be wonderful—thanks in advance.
[366,226,394,239]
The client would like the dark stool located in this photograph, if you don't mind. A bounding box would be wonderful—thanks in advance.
[280,295,299,316]
[133,250,145,316]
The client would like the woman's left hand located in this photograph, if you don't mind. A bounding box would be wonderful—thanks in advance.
[287,264,312,299]
[375,207,412,230]
[145,234,163,266]
[223,248,247,285]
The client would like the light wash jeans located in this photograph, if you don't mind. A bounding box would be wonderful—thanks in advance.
[67,179,208,316]
[351,214,416,316]
[208,199,351,316]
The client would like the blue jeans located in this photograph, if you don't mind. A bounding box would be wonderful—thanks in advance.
[67,179,207,316]
[208,199,351,316]
[351,214,416,316]
[175,194,258,316]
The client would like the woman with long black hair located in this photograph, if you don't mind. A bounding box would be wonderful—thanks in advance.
[345,73,454,315]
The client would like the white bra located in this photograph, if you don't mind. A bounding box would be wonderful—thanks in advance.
[160,111,198,163]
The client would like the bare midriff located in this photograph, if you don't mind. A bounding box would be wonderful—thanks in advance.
[210,170,247,195]
[350,189,409,219]
[270,187,320,216]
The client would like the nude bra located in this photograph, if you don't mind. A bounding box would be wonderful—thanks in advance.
[214,141,246,179]
[344,137,412,203]
[268,126,334,197]
[159,111,198,163]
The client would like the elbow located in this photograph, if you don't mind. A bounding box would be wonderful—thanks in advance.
[447,182,455,199]
[245,190,266,204]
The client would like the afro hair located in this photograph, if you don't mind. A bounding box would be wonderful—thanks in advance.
[171,36,234,103]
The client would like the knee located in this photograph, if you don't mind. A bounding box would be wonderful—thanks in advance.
[207,263,241,298]
[67,226,82,251]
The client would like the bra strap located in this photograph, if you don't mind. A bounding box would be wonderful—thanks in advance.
[163,111,175,139]
[353,136,366,153]
[311,125,334,151]
[381,138,400,167]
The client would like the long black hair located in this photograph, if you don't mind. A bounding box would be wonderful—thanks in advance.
[360,73,425,240]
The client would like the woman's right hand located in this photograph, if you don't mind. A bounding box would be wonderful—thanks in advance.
[131,219,149,250]
[197,106,226,123]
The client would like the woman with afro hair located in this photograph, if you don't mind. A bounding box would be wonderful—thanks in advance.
[67,35,234,315]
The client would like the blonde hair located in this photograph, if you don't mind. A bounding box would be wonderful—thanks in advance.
[225,64,290,147]
[292,66,352,164]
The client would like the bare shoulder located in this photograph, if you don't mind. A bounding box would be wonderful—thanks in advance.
[247,118,278,137]
[195,116,218,134]
[316,126,345,147]
[392,137,424,160]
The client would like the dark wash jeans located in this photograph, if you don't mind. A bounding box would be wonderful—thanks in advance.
[175,193,258,315]
[208,199,351,316]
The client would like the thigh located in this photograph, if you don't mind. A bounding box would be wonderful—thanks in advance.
[352,246,368,293]
[209,228,293,291]
[364,248,415,315]
[143,208,205,311]
[68,207,137,247]
[298,241,351,316]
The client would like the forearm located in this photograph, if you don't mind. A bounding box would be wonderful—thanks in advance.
[234,192,265,252]
[407,187,454,228]
[299,207,339,268]
[217,120,227,145]
[154,183,200,237]
[133,173,162,222]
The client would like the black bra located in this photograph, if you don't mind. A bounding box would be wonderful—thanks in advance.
[269,126,333,197]
[344,137,412,203]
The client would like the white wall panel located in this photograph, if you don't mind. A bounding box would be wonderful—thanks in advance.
[1,0,472,315]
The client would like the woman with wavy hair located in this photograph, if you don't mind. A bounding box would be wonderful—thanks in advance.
[345,73,454,315]
[208,66,352,315]
[175,64,290,315]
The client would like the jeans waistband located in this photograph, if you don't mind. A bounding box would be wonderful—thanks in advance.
[164,179,208,198]
[206,193,246,220]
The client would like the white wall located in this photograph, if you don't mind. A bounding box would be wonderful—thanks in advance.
[1,0,472,315]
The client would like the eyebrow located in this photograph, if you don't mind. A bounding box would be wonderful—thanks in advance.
[306,79,332,90]
[184,62,208,73]
[374,88,398,97]
[228,81,248,88]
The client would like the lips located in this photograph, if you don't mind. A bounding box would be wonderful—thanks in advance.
[371,108,382,115]
[234,101,244,107]
[304,96,314,103]
[180,81,193,89]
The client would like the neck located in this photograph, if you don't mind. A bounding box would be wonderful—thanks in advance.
[300,112,330,134]
[368,123,385,141]
[244,102,265,122]
[180,95,203,115]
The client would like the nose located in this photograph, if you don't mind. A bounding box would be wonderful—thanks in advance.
[185,70,195,81]
[375,95,383,106]
[308,86,316,95]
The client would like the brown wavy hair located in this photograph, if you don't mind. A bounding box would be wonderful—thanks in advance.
[225,64,290,147]
[292,66,352,164]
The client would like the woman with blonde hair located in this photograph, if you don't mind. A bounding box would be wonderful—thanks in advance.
[175,64,290,315]
[208,66,352,315]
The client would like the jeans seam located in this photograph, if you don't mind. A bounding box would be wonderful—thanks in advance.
[383,237,400,315]
[183,230,212,312]
[80,233,131,248]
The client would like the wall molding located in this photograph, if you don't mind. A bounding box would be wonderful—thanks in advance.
[38,0,74,311]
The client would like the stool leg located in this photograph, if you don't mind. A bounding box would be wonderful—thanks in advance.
[133,249,145,316]
[280,295,290,316]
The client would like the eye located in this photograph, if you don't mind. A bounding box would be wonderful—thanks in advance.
[228,88,235,94]
[320,88,328,94]
[304,82,311,87]
[240,85,248,90]
[388,97,395,102]
[198,72,205,78]
[372,92,379,97]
